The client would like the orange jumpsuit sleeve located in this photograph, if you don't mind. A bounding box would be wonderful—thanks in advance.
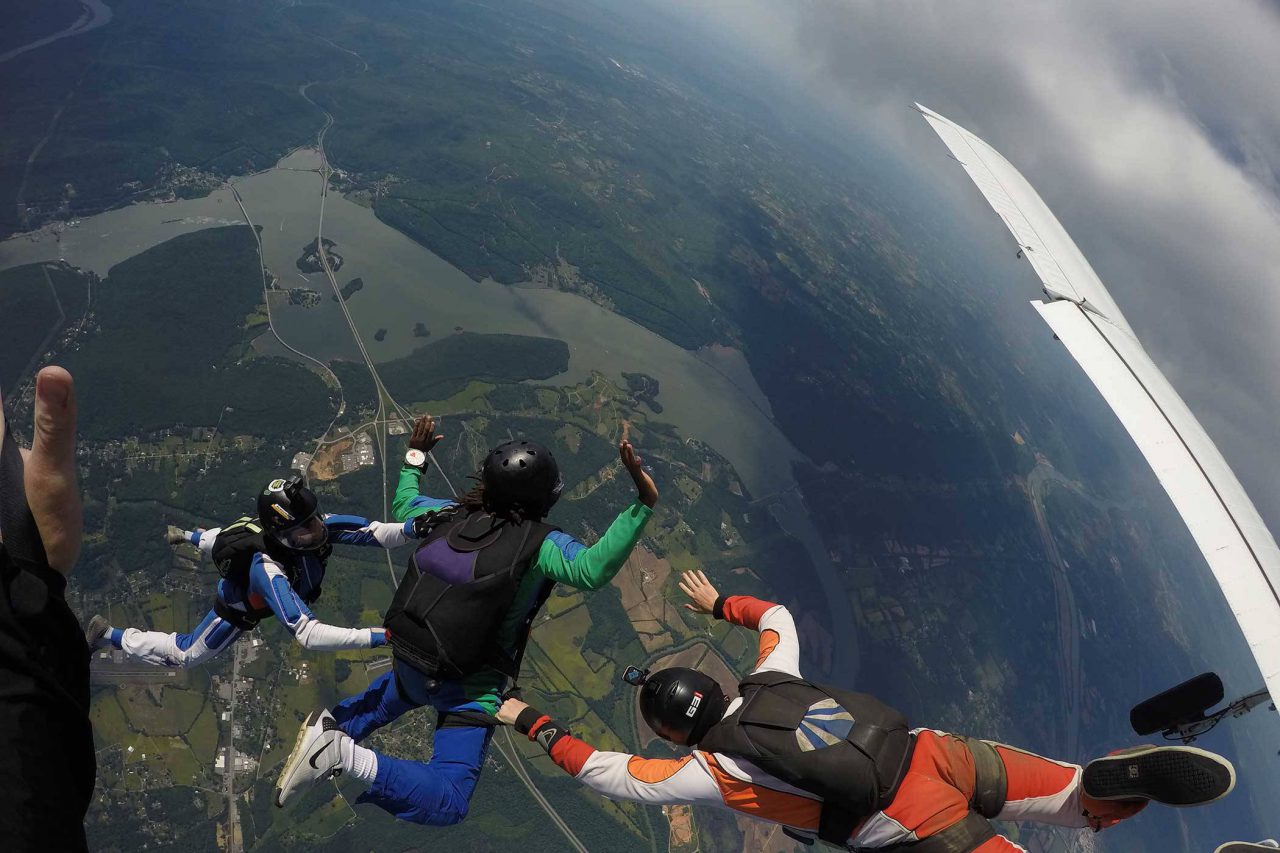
[716,595,802,677]
[522,716,724,804]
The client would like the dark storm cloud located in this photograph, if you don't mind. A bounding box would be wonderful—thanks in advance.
[654,0,1280,527]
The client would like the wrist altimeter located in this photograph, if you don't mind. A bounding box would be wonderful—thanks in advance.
[405,449,427,469]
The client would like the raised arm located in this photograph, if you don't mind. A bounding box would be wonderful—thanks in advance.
[248,556,386,650]
[680,570,801,678]
[535,501,652,590]
[496,699,723,806]
[393,415,455,522]
[533,437,658,589]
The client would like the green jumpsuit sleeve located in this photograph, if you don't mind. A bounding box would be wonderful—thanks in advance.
[534,501,653,590]
[391,464,457,522]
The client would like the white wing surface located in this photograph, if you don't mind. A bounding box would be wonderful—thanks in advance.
[918,104,1280,702]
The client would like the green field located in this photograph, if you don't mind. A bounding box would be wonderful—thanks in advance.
[56,226,335,439]
[0,262,91,389]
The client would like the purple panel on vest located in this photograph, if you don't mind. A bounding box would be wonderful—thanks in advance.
[414,537,477,585]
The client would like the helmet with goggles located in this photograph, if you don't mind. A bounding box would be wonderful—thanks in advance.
[257,476,328,553]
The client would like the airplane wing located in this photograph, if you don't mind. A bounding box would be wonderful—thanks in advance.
[917,104,1280,704]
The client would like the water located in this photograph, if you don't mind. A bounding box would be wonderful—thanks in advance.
[0,0,114,64]
[0,148,858,677]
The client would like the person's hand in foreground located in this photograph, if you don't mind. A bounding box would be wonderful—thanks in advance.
[679,569,719,615]
[619,435,658,508]
[496,696,531,725]
[408,414,444,454]
[1,366,82,574]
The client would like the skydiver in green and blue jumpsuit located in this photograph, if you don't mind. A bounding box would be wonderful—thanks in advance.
[275,415,658,824]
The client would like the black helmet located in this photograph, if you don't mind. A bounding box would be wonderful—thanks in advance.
[257,476,327,552]
[481,440,563,517]
[634,666,730,746]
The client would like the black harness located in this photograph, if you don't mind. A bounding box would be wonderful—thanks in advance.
[209,516,329,629]
[697,670,914,846]
[384,507,555,684]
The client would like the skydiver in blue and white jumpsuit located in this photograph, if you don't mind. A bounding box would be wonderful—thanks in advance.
[86,477,419,668]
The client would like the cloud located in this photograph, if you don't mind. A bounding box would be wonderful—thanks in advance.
[653,0,1280,527]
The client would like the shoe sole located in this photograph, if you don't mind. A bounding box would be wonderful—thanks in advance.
[84,616,109,654]
[1214,846,1279,853]
[1083,745,1235,807]
[275,709,326,808]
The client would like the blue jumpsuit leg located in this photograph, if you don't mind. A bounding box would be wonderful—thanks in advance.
[356,704,494,826]
[331,670,422,742]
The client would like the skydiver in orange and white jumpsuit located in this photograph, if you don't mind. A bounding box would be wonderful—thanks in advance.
[498,571,1236,852]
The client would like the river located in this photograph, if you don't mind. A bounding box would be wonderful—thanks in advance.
[0,148,858,679]
[0,0,114,64]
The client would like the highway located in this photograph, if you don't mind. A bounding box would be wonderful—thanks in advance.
[223,36,588,850]
[495,729,589,853]
[223,638,243,852]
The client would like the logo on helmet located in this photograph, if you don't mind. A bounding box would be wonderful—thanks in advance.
[686,692,703,718]
[267,478,286,493]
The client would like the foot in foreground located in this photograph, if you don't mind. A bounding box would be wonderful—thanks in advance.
[275,709,347,807]
[1213,843,1280,853]
[1083,745,1234,807]
[84,615,111,652]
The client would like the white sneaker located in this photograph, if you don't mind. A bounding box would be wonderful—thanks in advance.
[274,709,346,807]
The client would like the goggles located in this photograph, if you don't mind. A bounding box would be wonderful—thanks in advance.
[279,514,327,551]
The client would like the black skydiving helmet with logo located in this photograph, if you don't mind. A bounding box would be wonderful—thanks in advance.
[624,665,730,746]
[257,476,328,552]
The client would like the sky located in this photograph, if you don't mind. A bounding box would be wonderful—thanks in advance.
[642,0,1280,825]
[651,0,1280,536]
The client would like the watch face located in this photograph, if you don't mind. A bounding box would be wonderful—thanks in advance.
[406,449,426,467]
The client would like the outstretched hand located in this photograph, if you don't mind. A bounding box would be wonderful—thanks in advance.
[679,570,719,615]
[0,366,83,575]
[409,414,444,453]
[619,438,658,508]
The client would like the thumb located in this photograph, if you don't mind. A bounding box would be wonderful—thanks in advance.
[31,367,77,466]
[25,367,82,574]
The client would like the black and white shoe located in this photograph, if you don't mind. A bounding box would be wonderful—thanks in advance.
[1213,842,1280,853]
[84,615,111,653]
[1083,745,1235,807]
[274,709,346,807]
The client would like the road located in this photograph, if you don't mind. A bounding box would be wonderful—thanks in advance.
[224,638,243,852]
[1023,459,1129,759]
[495,729,589,853]
[235,38,587,851]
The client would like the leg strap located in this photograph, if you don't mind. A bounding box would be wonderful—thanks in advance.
[873,812,995,853]
[437,709,500,729]
[213,597,259,632]
[962,737,1008,819]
